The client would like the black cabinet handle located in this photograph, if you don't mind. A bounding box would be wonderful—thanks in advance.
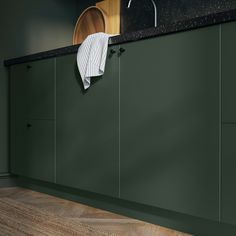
[110,49,116,54]
[118,48,126,56]
[27,123,32,128]
[119,48,126,54]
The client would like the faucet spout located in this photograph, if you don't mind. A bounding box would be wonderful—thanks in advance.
[127,0,133,8]
[127,0,157,27]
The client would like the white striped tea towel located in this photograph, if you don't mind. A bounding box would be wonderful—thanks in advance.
[77,33,112,90]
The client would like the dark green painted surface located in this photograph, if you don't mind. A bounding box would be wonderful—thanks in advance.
[120,26,220,220]
[222,22,236,123]
[0,0,81,174]
[56,48,119,197]
[0,64,9,173]
[11,120,55,182]
[10,60,55,183]
[10,64,28,175]
[26,60,55,120]
[222,124,236,225]
[24,120,55,182]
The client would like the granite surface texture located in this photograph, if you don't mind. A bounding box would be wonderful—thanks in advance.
[4,8,236,66]
[121,0,236,33]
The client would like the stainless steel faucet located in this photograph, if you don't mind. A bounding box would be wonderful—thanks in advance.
[127,0,158,27]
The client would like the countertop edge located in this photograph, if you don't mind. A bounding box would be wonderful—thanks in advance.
[4,8,236,67]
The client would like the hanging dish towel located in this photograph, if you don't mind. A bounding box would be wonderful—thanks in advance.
[77,32,112,90]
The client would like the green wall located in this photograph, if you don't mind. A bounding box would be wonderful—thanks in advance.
[0,0,89,173]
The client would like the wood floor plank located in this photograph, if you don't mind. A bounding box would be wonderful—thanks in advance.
[0,187,191,236]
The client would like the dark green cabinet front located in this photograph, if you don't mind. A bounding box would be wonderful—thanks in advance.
[10,59,55,183]
[11,120,55,182]
[10,24,232,223]
[221,22,236,226]
[56,49,119,197]
[222,125,236,225]
[222,21,236,123]
[120,26,220,220]
[26,60,55,120]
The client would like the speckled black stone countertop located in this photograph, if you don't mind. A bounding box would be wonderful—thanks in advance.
[4,8,236,67]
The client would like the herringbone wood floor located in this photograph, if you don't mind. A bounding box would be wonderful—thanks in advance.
[0,187,192,236]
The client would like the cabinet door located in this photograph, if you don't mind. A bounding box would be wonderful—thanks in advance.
[222,125,236,225]
[222,22,236,123]
[10,60,55,182]
[221,21,236,226]
[56,48,119,197]
[120,26,220,220]
[27,59,55,120]
[11,120,55,182]
[24,120,55,182]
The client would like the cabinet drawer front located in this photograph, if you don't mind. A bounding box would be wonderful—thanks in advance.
[26,120,55,182]
[10,59,55,121]
[11,119,55,183]
[27,59,55,120]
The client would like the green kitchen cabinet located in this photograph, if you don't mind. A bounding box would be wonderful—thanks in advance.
[221,21,236,226]
[10,59,55,120]
[222,124,236,225]
[222,21,236,123]
[10,59,55,182]
[9,22,228,223]
[26,120,55,182]
[119,26,220,220]
[13,119,55,182]
[26,59,55,120]
[56,47,119,197]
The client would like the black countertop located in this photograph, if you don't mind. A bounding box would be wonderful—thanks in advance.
[120,0,236,33]
[4,8,236,67]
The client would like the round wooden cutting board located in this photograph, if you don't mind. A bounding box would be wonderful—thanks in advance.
[73,6,108,45]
